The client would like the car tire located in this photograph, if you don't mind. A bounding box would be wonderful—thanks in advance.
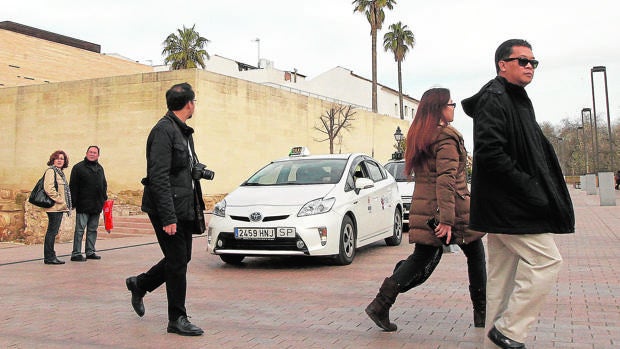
[219,254,245,265]
[385,208,403,246]
[334,215,356,265]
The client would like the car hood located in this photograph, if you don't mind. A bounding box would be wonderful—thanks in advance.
[225,184,337,206]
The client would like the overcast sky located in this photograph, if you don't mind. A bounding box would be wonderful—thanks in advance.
[6,0,620,150]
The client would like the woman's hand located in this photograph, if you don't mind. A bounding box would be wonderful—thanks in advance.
[434,223,452,244]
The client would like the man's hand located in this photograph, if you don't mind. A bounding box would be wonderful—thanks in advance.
[163,223,177,235]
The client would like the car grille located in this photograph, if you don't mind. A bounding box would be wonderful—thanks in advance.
[230,215,290,222]
[215,232,308,253]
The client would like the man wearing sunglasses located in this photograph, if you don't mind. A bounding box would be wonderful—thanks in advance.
[462,39,575,349]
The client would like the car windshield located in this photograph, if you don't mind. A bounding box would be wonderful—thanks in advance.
[243,159,347,186]
[384,161,411,182]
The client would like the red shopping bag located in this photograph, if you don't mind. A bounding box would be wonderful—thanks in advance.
[103,199,114,233]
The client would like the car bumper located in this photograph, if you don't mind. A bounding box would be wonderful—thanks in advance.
[207,211,344,257]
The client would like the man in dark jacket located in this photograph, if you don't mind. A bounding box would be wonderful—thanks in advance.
[462,39,575,349]
[69,145,108,261]
[126,82,206,336]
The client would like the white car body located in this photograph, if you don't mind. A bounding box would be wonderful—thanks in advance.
[207,151,403,265]
[384,159,415,228]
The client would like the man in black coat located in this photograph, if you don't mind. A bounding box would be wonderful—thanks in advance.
[462,39,575,349]
[126,82,206,336]
[69,145,108,261]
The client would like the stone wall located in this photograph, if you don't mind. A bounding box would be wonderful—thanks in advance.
[0,187,225,244]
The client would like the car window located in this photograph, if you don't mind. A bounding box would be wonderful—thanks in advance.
[384,161,412,182]
[244,159,347,186]
[365,160,385,182]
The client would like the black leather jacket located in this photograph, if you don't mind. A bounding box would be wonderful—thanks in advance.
[141,111,205,226]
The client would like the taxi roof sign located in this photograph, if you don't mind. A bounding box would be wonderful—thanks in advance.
[289,146,310,157]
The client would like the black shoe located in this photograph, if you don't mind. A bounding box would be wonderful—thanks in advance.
[86,253,101,260]
[488,326,526,349]
[125,276,145,317]
[71,255,87,262]
[44,258,65,265]
[167,315,204,336]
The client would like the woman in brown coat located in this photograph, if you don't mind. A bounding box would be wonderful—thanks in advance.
[365,88,486,331]
[42,150,73,264]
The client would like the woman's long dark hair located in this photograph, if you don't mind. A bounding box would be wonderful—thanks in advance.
[404,88,451,176]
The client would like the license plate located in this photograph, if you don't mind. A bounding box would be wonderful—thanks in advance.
[234,227,296,239]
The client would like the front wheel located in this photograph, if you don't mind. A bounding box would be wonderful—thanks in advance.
[385,208,403,246]
[334,215,356,265]
[219,254,245,265]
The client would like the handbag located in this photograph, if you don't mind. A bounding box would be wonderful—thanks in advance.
[103,199,114,233]
[28,170,57,208]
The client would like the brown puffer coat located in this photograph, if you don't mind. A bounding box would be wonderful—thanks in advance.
[408,125,471,245]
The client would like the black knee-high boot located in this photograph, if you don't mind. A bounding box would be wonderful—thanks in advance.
[469,285,486,328]
[365,277,399,332]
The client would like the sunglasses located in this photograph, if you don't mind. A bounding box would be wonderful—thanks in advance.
[503,57,539,69]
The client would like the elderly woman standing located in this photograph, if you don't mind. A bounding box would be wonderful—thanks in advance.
[42,150,73,265]
[365,88,486,331]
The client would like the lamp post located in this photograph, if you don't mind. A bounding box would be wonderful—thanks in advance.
[582,107,595,173]
[252,38,260,67]
[581,108,593,173]
[392,126,404,160]
[551,136,564,174]
[577,126,587,174]
[591,66,613,171]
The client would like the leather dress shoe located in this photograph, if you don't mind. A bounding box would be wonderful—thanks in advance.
[44,258,65,265]
[86,253,101,260]
[488,326,526,349]
[71,255,87,262]
[125,276,145,317]
[167,315,204,336]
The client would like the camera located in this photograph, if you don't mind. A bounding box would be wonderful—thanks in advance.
[191,163,215,180]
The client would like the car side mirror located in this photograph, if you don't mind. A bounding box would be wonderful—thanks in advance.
[354,177,374,194]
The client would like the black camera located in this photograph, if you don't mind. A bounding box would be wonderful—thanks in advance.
[191,163,215,180]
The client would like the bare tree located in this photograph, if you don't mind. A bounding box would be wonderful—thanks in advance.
[314,105,356,154]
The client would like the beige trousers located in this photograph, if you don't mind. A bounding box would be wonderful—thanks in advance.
[484,233,562,346]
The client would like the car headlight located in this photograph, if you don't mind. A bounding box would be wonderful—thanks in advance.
[213,200,226,217]
[298,197,336,217]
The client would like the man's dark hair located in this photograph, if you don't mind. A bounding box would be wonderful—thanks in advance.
[87,145,100,154]
[494,39,532,74]
[166,82,195,111]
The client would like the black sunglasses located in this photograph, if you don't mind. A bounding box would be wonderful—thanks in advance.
[503,57,539,69]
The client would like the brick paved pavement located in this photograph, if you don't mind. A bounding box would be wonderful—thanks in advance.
[1,187,619,348]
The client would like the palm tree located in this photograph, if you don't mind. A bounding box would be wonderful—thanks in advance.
[352,0,397,113]
[383,21,415,120]
[162,25,210,70]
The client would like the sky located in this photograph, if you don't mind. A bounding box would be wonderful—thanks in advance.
[5,0,620,150]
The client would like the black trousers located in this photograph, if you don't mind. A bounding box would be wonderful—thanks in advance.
[136,214,194,321]
[44,212,64,261]
[391,239,486,293]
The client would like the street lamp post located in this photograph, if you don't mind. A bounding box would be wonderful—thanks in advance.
[252,38,261,67]
[392,126,404,160]
[582,108,595,173]
[577,126,587,174]
[591,66,614,171]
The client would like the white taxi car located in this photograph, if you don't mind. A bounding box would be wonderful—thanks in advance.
[383,157,415,230]
[207,147,403,265]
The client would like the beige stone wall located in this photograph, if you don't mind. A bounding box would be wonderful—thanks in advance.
[0,29,153,87]
[1,69,409,196]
